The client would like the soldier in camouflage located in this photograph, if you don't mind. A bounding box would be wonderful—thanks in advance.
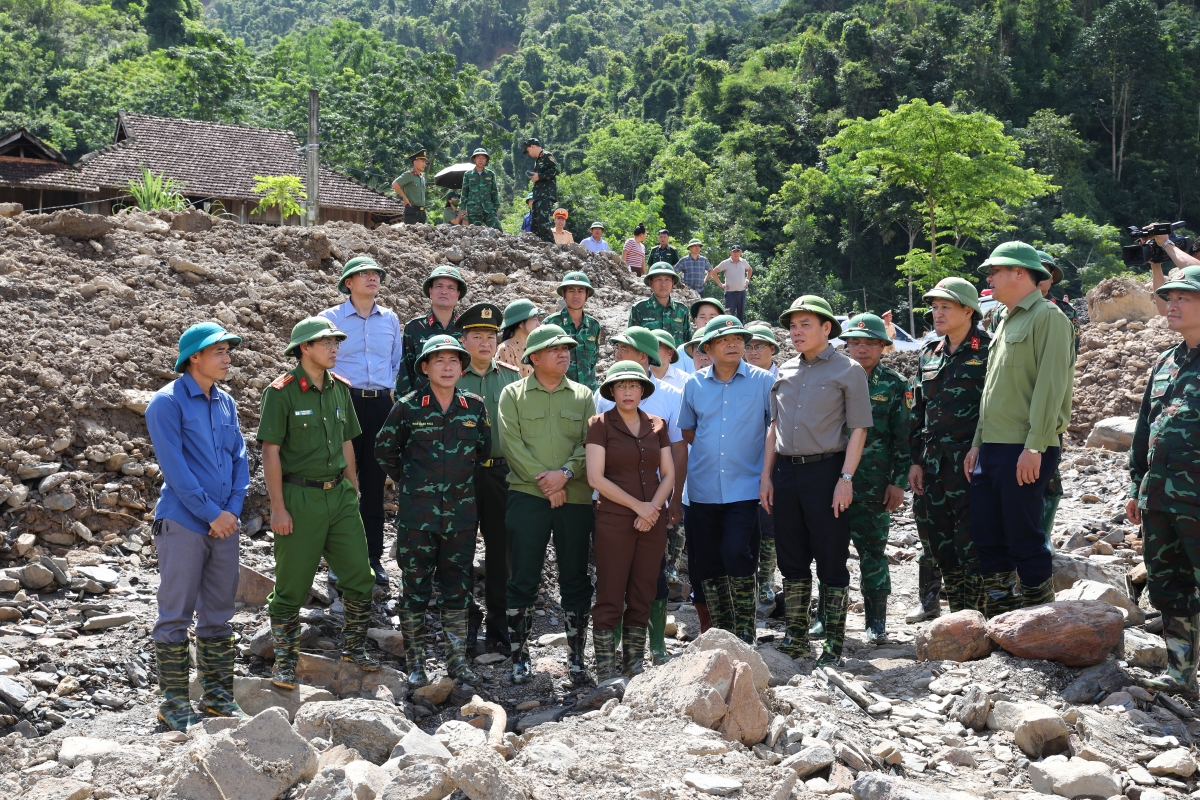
[1127,264,1200,698]
[908,278,990,619]
[376,334,491,687]
[522,138,559,244]
[543,271,603,391]
[397,266,466,396]
[628,262,692,348]
[460,148,501,231]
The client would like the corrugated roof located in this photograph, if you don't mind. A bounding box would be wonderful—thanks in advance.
[0,157,98,193]
[74,113,402,213]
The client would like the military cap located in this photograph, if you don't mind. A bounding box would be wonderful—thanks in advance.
[446,191,460,200]
[337,255,387,295]
[422,265,468,299]
[690,297,725,319]
[522,323,577,365]
[977,241,1051,281]
[686,238,703,249]
[175,321,241,372]
[409,148,427,162]
[456,302,502,331]
[470,147,490,161]
[1157,265,1200,298]
[610,326,663,367]
[923,276,982,318]
[416,333,469,369]
[653,330,680,363]
[778,295,842,338]
[589,221,606,230]
[556,271,594,297]
[1036,249,1063,284]
[501,298,543,329]
[284,317,346,357]
[643,261,680,288]
[522,137,542,150]
[746,323,779,352]
[840,313,892,344]
[599,360,656,402]
[699,314,753,353]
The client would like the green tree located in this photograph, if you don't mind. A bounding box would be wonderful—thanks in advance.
[584,118,667,200]
[1040,213,1125,292]
[253,174,306,221]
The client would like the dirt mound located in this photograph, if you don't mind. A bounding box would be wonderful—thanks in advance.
[1086,276,1158,324]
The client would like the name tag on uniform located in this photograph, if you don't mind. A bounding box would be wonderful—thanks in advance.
[294,409,314,416]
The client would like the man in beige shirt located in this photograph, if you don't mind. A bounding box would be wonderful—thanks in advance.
[761,296,871,666]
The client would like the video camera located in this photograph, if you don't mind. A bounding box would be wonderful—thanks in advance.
[1122,221,1190,267]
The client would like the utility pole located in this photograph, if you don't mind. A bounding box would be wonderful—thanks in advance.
[306,89,320,227]
[861,287,868,314]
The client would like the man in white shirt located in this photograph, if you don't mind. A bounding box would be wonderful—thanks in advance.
[708,245,753,321]
[648,330,689,392]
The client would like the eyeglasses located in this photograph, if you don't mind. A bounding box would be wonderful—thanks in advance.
[316,339,341,350]
[746,343,771,352]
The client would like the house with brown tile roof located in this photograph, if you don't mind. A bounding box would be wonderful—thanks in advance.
[0,129,98,212]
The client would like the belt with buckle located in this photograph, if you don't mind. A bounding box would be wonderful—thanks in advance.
[408,205,424,210]
[480,458,507,468]
[350,388,388,398]
[283,475,341,490]
[784,451,844,465]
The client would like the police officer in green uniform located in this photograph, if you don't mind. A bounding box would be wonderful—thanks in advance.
[460,148,501,231]
[544,271,603,392]
[648,229,679,267]
[392,148,428,225]
[628,262,692,349]
[523,138,559,244]
[375,335,490,686]
[397,265,467,396]
[258,318,378,690]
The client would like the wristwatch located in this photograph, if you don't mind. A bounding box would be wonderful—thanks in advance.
[561,467,575,481]
[839,472,854,483]
[1025,447,1042,455]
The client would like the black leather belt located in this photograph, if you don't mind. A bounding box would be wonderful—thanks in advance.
[407,205,425,210]
[283,475,341,490]
[783,451,844,465]
[480,458,507,468]
[350,388,389,398]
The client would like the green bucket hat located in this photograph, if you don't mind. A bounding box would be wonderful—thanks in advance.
[423,265,468,299]
[923,276,982,319]
[977,241,1051,280]
[778,295,842,338]
[653,330,680,363]
[1036,249,1063,285]
[502,298,543,329]
[746,324,778,351]
[699,314,753,354]
[337,255,387,295]
[175,321,241,372]
[599,360,656,402]
[556,271,595,297]
[610,326,663,368]
[690,297,725,319]
[284,317,347,357]
[416,333,469,370]
[1157,265,1200,298]
[840,313,892,344]
[522,323,578,365]
[643,261,680,288]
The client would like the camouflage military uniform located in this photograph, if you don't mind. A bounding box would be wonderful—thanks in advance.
[628,298,691,350]
[910,329,991,611]
[460,168,501,230]
[543,309,603,391]
[647,245,679,267]
[396,312,461,396]
[375,387,490,613]
[530,151,559,243]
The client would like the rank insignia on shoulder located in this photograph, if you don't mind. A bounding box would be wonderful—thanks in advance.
[332,373,351,386]
[458,396,469,408]
[421,395,430,407]
[270,374,295,390]
[970,336,980,350]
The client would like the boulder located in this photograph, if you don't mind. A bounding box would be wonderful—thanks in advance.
[387,728,453,770]
[342,760,391,798]
[851,773,929,800]
[1028,755,1121,798]
[781,742,836,778]
[23,778,95,800]
[915,610,993,662]
[57,736,119,766]
[433,720,487,755]
[295,652,407,697]
[368,628,405,657]
[717,662,769,746]
[756,646,802,687]
[24,209,117,239]
[1147,747,1198,777]
[952,684,991,731]
[1012,705,1071,759]
[235,563,275,605]
[683,627,770,692]
[189,676,334,722]
[1085,416,1138,452]
[1054,578,1144,625]
[1124,627,1168,670]
[171,208,215,233]
[20,562,56,590]
[517,741,579,773]
[413,676,455,706]
[1052,552,1124,593]
[985,601,1123,667]
[381,763,455,800]
[623,648,734,729]
[1059,658,1132,704]
[447,746,532,800]
[294,699,414,765]
[1087,277,1158,324]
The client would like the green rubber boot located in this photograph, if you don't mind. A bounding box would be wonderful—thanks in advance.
[566,611,593,685]
[196,636,247,718]
[441,608,481,684]
[613,619,623,650]
[1140,615,1200,699]
[808,583,826,639]
[905,562,943,622]
[979,571,1021,619]
[757,538,777,604]
[1022,578,1056,608]
[270,614,301,690]
[942,569,965,614]
[155,640,198,731]
[648,599,670,665]
[816,586,849,667]
[622,626,648,679]
[729,576,758,644]
[400,610,429,687]
[593,629,620,681]
[508,607,534,684]
[701,577,734,632]
[341,598,381,671]
[863,596,888,645]
[665,524,686,585]
[777,579,811,659]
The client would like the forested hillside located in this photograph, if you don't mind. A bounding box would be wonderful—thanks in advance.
[2,0,1198,323]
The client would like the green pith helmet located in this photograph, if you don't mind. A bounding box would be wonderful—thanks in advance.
[778,295,841,338]
[643,261,680,288]
[610,326,663,367]
[653,330,680,363]
[501,298,543,329]
[557,271,594,297]
[699,314,753,353]
[1036,249,1064,285]
[337,255,387,295]
[525,193,533,202]
[522,324,578,365]
[683,330,704,357]
[923,276,982,319]
[690,297,725,319]
[470,147,490,161]
[416,334,469,369]
[175,321,241,372]
[1158,265,1200,298]
[977,241,1051,280]
[840,313,892,344]
[589,221,606,231]
[746,324,778,352]
[599,360,656,402]
[284,317,347,357]
[422,265,468,299]
[686,238,703,249]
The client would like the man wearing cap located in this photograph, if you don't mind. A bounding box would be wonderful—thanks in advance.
[375,335,490,686]
[258,318,378,690]
[544,272,603,392]
[443,192,465,226]
[648,229,679,268]
[523,138,559,243]
[677,298,724,373]
[676,239,711,294]
[806,313,909,645]
[628,262,692,351]
[499,324,597,683]
[761,297,871,665]
[460,148,501,230]
[319,256,402,587]
[397,266,467,396]
[679,315,775,644]
[582,222,611,253]
[965,241,1074,615]
[709,246,752,322]
[907,277,990,622]
[456,303,522,655]
[392,149,428,225]
[146,322,250,730]
[1127,264,1200,698]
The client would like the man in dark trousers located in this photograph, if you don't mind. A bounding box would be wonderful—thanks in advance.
[523,138,559,243]
[392,149,428,224]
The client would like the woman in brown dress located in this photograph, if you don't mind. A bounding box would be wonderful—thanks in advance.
[585,361,675,679]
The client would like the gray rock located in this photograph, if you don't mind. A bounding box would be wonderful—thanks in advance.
[433,720,487,754]
[683,773,743,796]
[953,684,991,731]
[1027,755,1121,798]
[780,742,836,778]
[381,763,455,800]
[42,492,76,511]
[1147,747,1197,777]
[188,675,334,721]
[1013,705,1071,759]
[756,645,802,686]
[0,675,32,707]
[387,728,453,769]
[57,736,119,766]
[851,773,928,800]
[1085,416,1137,452]
[294,699,414,765]
[81,612,135,631]
[20,562,55,590]
[515,706,561,733]
[22,778,94,800]
[1052,552,1123,593]
[235,563,275,605]
[1125,628,1168,670]
[18,462,62,480]
[73,566,119,588]
[684,628,770,692]
[448,746,532,800]
[1059,658,1130,703]
[0,657,16,675]
[517,741,578,773]
[1055,578,1144,625]
[90,745,161,787]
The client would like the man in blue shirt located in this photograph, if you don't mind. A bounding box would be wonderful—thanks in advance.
[319,256,403,587]
[678,315,774,644]
[145,321,250,731]
[521,193,533,232]
[582,222,611,253]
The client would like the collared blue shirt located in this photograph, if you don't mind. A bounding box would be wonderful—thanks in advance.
[676,255,712,292]
[521,211,532,232]
[319,299,403,390]
[678,361,774,504]
[146,372,250,534]
[582,237,611,253]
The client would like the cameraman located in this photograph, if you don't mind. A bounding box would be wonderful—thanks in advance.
[1146,226,1199,317]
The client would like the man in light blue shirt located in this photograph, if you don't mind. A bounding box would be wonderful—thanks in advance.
[678,315,774,644]
[319,256,403,587]
[145,321,249,731]
[581,221,611,253]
